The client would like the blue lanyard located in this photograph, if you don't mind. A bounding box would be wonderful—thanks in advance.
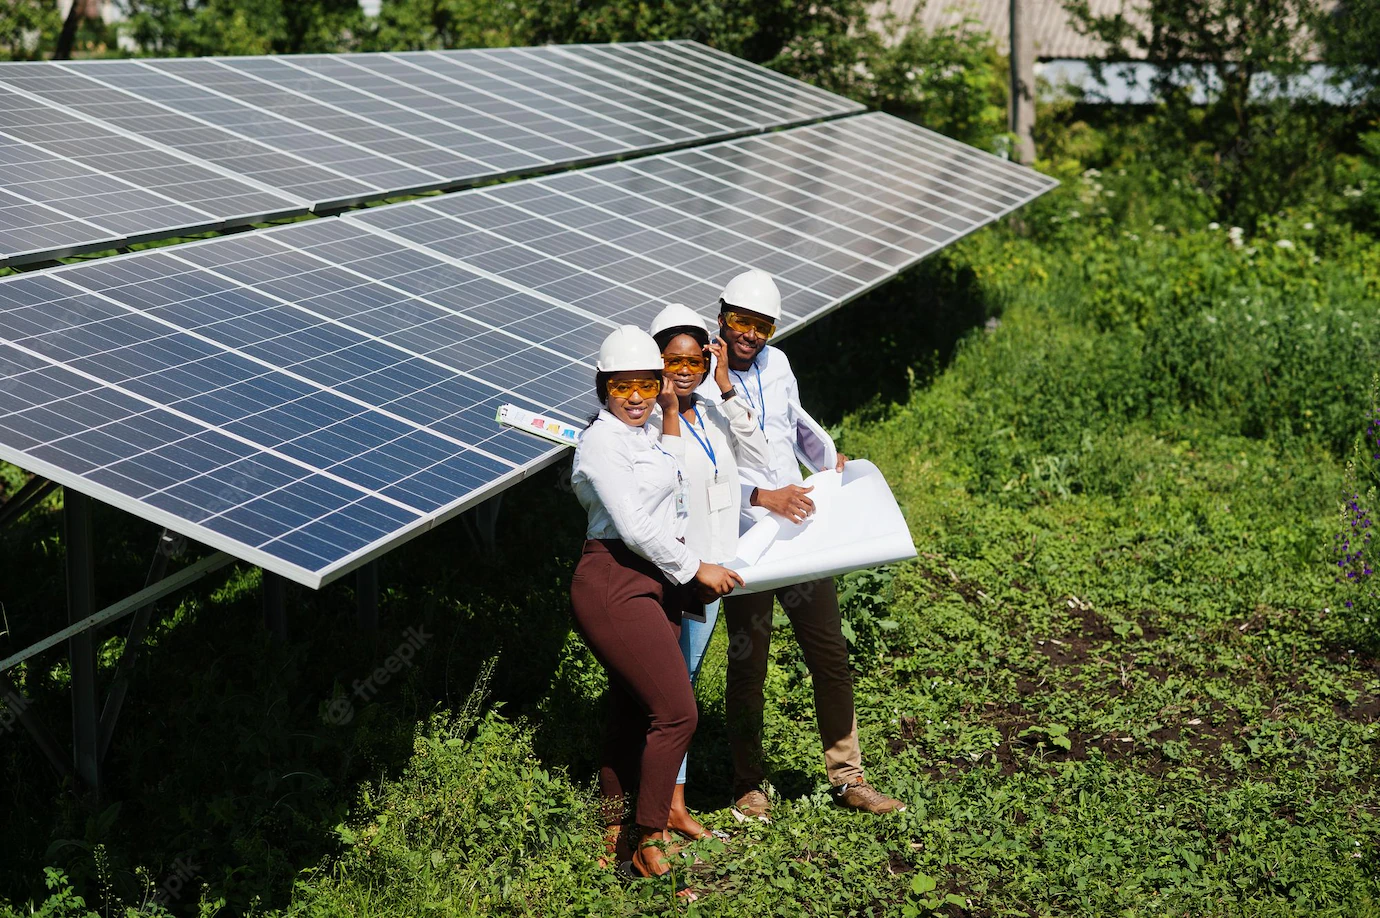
[683,404,718,479]
[731,363,766,432]
[650,438,684,489]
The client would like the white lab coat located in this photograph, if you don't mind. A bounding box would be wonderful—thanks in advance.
[698,345,835,532]
[570,410,698,585]
[649,392,770,565]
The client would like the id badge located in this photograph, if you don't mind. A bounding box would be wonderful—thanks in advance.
[708,480,735,512]
[675,475,690,517]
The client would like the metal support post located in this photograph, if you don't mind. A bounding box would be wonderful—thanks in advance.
[98,530,177,760]
[356,561,379,633]
[63,488,100,793]
[262,571,287,641]
[468,493,504,556]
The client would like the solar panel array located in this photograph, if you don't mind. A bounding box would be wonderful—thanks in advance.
[0,41,862,266]
[0,111,1055,587]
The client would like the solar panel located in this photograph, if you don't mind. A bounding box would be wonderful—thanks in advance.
[0,82,300,262]
[0,41,863,266]
[348,112,1054,330]
[0,112,1053,587]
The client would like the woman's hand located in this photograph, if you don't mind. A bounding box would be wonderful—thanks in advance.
[707,338,732,394]
[657,372,678,413]
[695,562,745,597]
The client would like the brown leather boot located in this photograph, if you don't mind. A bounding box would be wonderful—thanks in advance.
[731,788,772,823]
[833,778,906,814]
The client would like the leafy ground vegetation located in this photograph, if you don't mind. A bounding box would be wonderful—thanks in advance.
[5,1,1380,916]
[4,144,1380,915]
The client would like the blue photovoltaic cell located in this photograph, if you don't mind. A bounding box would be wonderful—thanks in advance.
[0,83,299,261]
[0,111,1054,587]
[0,41,863,266]
[346,113,1048,332]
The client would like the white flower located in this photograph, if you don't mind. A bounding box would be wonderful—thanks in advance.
[1067,209,1081,218]
[1208,222,1220,230]
[1205,315,1218,324]
[1228,226,1245,247]
[1303,221,1314,230]
[1276,239,1295,249]
[1344,187,1363,198]
[1154,224,1166,232]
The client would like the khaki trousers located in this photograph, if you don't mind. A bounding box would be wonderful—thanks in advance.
[722,577,863,794]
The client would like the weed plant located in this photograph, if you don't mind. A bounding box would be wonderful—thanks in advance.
[5,108,1380,918]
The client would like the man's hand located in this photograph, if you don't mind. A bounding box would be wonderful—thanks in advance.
[751,484,815,524]
[835,452,848,473]
[707,338,733,394]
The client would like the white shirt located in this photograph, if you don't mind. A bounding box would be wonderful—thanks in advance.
[571,410,699,585]
[649,393,770,563]
[699,345,833,532]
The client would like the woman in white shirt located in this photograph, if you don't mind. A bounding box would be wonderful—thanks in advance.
[647,303,770,842]
[569,326,742,898]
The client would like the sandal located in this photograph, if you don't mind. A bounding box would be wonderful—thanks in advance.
[621,831,699,901]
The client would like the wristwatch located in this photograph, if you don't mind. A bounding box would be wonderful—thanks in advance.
[720,385,738,401]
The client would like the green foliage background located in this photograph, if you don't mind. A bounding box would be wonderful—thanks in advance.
[2,0,1380,915]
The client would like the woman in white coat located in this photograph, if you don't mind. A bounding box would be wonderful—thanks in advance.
[647,303,770,841]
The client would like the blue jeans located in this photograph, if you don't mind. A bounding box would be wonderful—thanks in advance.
[676,599,719,785]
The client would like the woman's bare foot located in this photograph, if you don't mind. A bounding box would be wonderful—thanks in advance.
[597,823,627,869]
[667,783,712,840]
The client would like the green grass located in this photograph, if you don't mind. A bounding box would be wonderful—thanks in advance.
[4,175,1380,916]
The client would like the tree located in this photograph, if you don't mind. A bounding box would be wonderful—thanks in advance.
[1064,0,1339,225]
[0,0,61,61]
[515,0,1009,149]
[53,0,84,59]
[361,0,519,51]
[1321,0,1380,109]
[117,0,364,56]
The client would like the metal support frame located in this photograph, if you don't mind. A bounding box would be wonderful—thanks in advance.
[467,493,504,556]
[263,571,287,640]
[63,489,100,793]
[0,674,71,779]
[0,475,57,528]
[356,562,378,633]
[2,500,232,793]
[98,530,179,760]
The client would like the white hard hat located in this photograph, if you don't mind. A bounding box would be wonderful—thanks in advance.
[648,303,709,341]
[596,325,663,373]
[719,268,781,321]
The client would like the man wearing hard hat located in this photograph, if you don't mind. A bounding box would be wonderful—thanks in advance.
[702,269,907,820]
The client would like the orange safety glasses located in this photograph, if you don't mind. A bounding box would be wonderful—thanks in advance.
[605,377,662,400]
[663,354,708,373]
[722,310,776,340]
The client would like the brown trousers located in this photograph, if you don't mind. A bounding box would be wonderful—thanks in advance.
[569,539,698,829]
[723,577,862,794]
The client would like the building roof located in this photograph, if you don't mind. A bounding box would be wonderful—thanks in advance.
[880,0,1337,61]
[875,0,1142,59]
